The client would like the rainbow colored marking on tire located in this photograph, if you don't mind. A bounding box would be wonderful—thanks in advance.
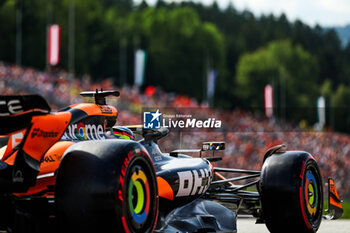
[304,170,318,216]
[128,166,150,225]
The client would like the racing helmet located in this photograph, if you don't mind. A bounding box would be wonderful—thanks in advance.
[112,126,135,140]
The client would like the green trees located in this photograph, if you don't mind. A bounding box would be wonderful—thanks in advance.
[236,41,318,107]
[331,84,350,132]
[0,0,16,63]
[2,0,350,131]
[235,40,319,121]
[134,7,224,101]
[0,0,47,67]
[0,1,225,102]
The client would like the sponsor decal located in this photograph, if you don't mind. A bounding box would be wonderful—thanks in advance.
[100,105,113,114]
[31,128,59,138]
[143,110,161,129]
[153,155,162,161]
[42,155,56,163]
[77,122,87,140]
[62,123,105,140]
[41,153,62,163]
[176,168,212,197]
[0,99,23,116]
[13,170,24,183]
[11,131,24,149]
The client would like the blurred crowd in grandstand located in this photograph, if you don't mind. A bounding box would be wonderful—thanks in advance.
[0,62,349,197]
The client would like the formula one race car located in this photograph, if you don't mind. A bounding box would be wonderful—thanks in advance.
[0,90,343,233]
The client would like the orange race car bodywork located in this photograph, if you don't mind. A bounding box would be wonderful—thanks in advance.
[13,103,117,197]
[0,92,118,196]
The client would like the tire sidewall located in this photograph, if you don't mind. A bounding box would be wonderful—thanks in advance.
[300,158,323,231]
[55,140,158,233]
[117,148,159,233]
[260,151,323,233]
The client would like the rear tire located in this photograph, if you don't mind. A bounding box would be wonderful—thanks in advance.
[121,153,159,233]
[55,140,158,233]
[260,151,323,233]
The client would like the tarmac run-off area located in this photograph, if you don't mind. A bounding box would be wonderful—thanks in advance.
[237,217,350,233]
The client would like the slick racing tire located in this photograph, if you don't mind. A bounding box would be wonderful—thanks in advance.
[260,151,323,233]
[55,140,158,233]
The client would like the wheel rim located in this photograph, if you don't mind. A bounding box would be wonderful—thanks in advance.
[127,165,151,227]
[304,170,318,216]
[122,155,157,233]
[302,164,322,227]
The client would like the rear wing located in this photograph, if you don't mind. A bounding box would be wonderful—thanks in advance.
[80,89,120,105]
[0,95,70,192]
[0,95,50,135]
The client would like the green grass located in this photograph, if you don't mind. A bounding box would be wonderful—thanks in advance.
[341,201,350,219]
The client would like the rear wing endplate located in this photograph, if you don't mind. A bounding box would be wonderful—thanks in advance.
[324,177,343,220]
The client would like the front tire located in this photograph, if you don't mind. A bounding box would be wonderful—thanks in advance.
[260,151,323,233]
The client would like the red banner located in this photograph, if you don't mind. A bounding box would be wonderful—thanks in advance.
[264,84,273,118]
[48,24,61,66]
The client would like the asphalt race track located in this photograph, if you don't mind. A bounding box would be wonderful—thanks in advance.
[237,217,350,233]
